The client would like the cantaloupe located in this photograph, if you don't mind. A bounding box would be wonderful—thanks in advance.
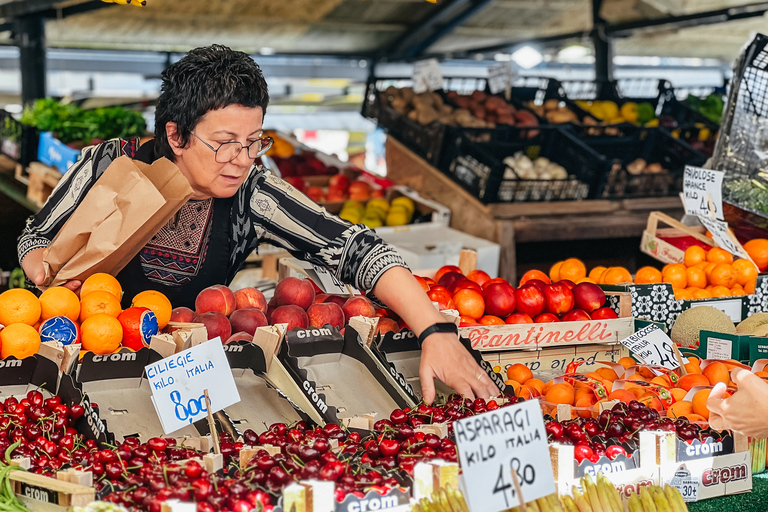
[736,312,768,334]
[670,306,736,348]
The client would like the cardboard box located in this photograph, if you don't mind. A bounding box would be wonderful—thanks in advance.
[687,330,755,363]
[640,211,715,265]
[37,132,80,175]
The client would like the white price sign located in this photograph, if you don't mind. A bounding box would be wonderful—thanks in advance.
[706,337,733,360]
[455,400,555,512]
[146,338,240,434]
[696,215,751,260]
[488,64,513,95]
[311,264,349,295]
[412,59,443,94]
[620,325,680,370]
[683,166,724,220]
[670,468,699,502]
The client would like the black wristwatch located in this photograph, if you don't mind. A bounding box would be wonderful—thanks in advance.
[417,322,459,347]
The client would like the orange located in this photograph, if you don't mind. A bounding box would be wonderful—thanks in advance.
[617,356,637,369]
[638,367,656,379]
[589,266,607,282]
[117,307,157,351]
[686,267,707,289]
[80,291,122,322]
[0,289,41,327]
[677,373,709,391]
[505,380,522,395]
[670,388,687,402]
[650,375,671,387]
[452,289,485,320]
[524,378,546,394]
[39,287,80,322]
[703,262,717,278]
[81,273,122,301]
[574,394,598,417]
[639,395,664,412]
[0,323,41,359]
[709,263,736,288]
[662,263,687,289]
[543,380,555,394]
[674,289,693,300]
[684,246,707,267]
[574,386,595,402]
[685,414,707,423]
[608,389,635,404]
[709,285,731,298]
[506,363,533,384]
[706,247,733,264]
[519,270,551,286]
[558,258,587,282]
[746,279,757,294]
[731,286,746,296]
[691,288,711,299]
[744,239,768,271]
[131,290,173,329]
[576,277,596,284]
[668,401,694,419]
[478,315,505,325]
[517,385,541,400]
[595,367,619,381]
[684,361,703,374]
[635,266,663,284]
[545,383,575,404]
[692,389,711,420]
[549,261,563,282]
[702,361,729,385]
[601,267,632,285]
[80,314,123,354]
[625,372,647,382]
[466,270,491,288]
[733,259,758,287]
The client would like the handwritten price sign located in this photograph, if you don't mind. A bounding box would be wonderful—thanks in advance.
[146,338,240,434]
[455,400,555,512]
[683,166,724,220]
[620,325,681,370]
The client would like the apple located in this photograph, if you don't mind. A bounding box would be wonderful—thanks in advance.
[544,283,575,315]
[514,284,545,317]
[193,312,231,342]
[466,270,491,287]
[482,278,509,289]
[270,305,309,330]
[376,318,399,335]
[170,307,195,323]
[505,313,533,324]
[307,302,345,329]
[273,277,316,310]
[226,332,253,344]
[434,265,463,284]
[572,283,606,313]
[233,287,267,312]
[482,282,516,318]
[437,272,465,292]
[534,313,559,323]
[229,308,269,335]
[195,285,237,316]
[591,307,618,319]
[342,296,376,321]
[451,279,483,294]
[525,279,548,294]
[329,174,350,192]
[427,287,455,311]
[558,279,576,290]
[561,309,592,322]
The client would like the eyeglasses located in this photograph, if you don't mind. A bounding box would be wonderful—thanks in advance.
[190,131,274,163]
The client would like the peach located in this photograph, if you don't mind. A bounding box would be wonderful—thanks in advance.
[561,309,591,322]
[323,295,348,308]
[233,287,267,312]
[273,277,316,310]
[572,283,606,313]
[195,285,237,316]
[314,294,329,304]
[591,307,618,319]
[229,308,269,335]
[437,272,465,292]
[193,312,232,342]
[226,331,253,344]
[270,305,309,330]
[376,317,400,335]
[482,282,516,318]
[170,307,195,323]
[544,283,575,315]
[342,296,376,322]
[307,302,345,329]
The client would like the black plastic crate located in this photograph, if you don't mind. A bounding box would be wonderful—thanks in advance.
[0,110,37,166]
[581,128,708,199]
[440,127,608,203]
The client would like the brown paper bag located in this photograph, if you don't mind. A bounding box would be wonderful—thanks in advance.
[42,156,195,287]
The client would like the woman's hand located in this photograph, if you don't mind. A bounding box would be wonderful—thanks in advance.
[20,247,81,293]
[707,368,768,438]
[420,332,497,405]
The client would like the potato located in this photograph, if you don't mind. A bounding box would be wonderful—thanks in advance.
[646,163,664,174]
[400,87,415,102]
[627,158,647,175]
[441,104,453,116]
[391,97,408,113]
[407,110,419,121]
[544,99,560,112]
[417,108,440,125]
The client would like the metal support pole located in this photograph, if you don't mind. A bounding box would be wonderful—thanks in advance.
[591,0,612,85]
[14,15,46,105]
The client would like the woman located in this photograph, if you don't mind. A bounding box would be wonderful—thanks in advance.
[18,45,497,405]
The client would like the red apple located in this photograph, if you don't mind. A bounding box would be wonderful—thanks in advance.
[329,174,350,192]
[561,309,592,322]
[526,279,548,294]
[323,295,348,308]
[482,278,509,289]
[434,265,463,284]
[270,305,309,330]
[307,302,345,329]
[572,283,606,313]
[451,279,483,294]
[376,318,399,335]
[558,279,576,290]
[534,313,559,323]
[193,312,231,342]
[229,308,269,335]
[437,272,465,292]
[544,283,575,315]
[226,332,254,344]
[283,176,306,193]
[273,277,316,310]
[427,288,456,311]
[482,282,516,318]
[315,293,329,304]
[591,307,618,319]
[515,284,545,317]
[170,307,195,323]
[233,287,267,312]
[342,296,376,321]
[466,270,491,288]
[505,313,533,324]
[195,285,237,316]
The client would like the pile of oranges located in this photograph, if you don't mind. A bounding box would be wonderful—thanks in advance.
[549,258,633,286]
[0,274,172,358]
[502,356,747,423]
[636,246,758,300]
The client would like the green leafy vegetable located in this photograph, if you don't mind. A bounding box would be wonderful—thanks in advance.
[685,93,724,125]
[725,177,768,215]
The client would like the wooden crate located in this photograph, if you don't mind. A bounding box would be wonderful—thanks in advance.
[26,162,61,209]
[11,470,94,511]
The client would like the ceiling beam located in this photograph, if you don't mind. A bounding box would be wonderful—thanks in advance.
[443,1,768,58]
[0,0,111,21]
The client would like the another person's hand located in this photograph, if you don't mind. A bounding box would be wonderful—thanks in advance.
[419,332,498,405]
[707,368,768,438]
[20,247,81,293]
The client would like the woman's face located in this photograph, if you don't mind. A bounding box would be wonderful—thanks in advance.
[169,104,264,200]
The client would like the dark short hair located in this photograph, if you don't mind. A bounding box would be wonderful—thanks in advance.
[154,44,270,161]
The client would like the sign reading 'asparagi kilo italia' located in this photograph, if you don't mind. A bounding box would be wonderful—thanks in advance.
[145,338,240,434]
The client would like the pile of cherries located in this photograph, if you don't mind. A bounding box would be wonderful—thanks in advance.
[545,401,726,465]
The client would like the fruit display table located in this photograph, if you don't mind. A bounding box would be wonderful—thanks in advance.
[384,137,685,284]
[689,473,768,511]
